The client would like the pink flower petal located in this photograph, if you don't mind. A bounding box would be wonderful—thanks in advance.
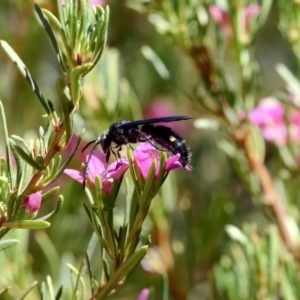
[165,154,182,171]
[65,155,129,194]
[64,169,85,184]
[243,5,261,29]
[21,192,42,215]
[209,5,232,37]
[249,98,284,126]
[105,158,129,180]
[134,143,188,179]
[137,288,150,300]
[249,98,288,144]
[89,0,104,9]
[86,155,106,179]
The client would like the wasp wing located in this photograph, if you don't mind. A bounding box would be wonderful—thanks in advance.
[117,116,193,129]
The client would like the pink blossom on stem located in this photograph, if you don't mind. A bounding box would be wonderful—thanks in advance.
[64,155,129,193]
[209,4,261,38]
[290,111,300,142]
[134,143,190,180]
[21,192,42,218]
[89,0,104,8]
[249,97,300,144]
[61,0,104,9]
[144,98,187,134]
[209,5,233,37]
[243,5,261,30]
[137,288,150,300]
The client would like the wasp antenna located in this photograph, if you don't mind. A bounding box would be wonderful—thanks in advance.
[82,139,98,153]
[83,141,100,189]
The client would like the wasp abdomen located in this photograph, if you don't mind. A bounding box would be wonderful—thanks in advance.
[141,124,191,167]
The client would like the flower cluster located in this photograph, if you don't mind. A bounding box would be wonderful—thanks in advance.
[209,4,261,43]
[249,97,300,144]
[64,142,190,193]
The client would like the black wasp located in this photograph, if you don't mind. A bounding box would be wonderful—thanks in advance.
[82,116,192,186]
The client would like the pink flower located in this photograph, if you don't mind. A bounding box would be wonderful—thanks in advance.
[89,0,104,8]
[20,192,42,218]
[61,0,104,9]
[249,98,286,143]
[209,5,233,37]
[144,99,188,134]
[134,143,190,180]
[243,5,261,30]
[290,112,300,142]
[209,5,260,39]
[137,288,150,300]
[249,97,300,144]
[64,155,129,193]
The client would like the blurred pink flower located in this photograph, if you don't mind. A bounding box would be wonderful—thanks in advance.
[209,5,260,38]
[290,112,300,142]
[145,99,177,120]
[209,5,233,37]
[21,192,42,218]
[243,5,261,30]
[61,0,104,8]
[89,0,104,8]
[64,155,128,193]
[144,98,189,134]
[134,143,190,180]
[137,288,150,300]
[249,97,300,144]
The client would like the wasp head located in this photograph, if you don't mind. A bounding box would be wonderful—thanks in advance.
[99,132,112,162]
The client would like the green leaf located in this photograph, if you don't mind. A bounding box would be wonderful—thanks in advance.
[37,195,64,221]
[41,186,60,203]
[84,233,99,295]
[11,143,44,171]
[35,4,68,74]
[46,276,55,300]
[40,122,53,150]
[3,220,50,229]
[139,162,156,215]
[0,40,52,115]
[276,63,300,95]
[0,287,11,297]
[70,0,78,50]
[160,273,169,300]
[268,226,280,295]
[0,239,19,251]
[55,286,63,300]
[67,263,87,299]
[96,245,148,300]
[141,45,170,79]
[280,268,297,300]
[70,63,93,105]
[225,225,247,244]
[94,175,103,209]
[78,0,89,42]
[91,6,110,66]
[18,281,38,300]
[0,101,12,187]
[45,155,62,183]
[56,77,74,146]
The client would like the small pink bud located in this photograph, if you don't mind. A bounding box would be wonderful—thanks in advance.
[20,192,42,218]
